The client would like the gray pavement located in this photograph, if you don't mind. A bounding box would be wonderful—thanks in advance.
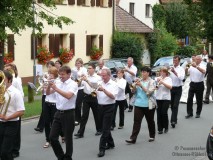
[17,102,213,160]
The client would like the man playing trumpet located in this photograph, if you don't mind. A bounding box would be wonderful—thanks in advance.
[0,70,25,160]
[74,63,102,138]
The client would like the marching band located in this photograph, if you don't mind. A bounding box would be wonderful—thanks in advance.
[0,55,212,160]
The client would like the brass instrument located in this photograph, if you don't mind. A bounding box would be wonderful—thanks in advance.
[0,71,11,116]
[129,78,142,90]
[186,63,191,68]
[91,85,101,97]
[36,76,54,94]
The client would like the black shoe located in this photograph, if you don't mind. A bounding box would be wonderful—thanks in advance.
[97,150,105,157]
[105,145,115,150]
[164,129,168,133]
[185,114,193,119]
[128,109,132,112]
[110,126,114,131]
[171,122,175,128]
[12,153,20,158]
[203,100,209,104]
[148,138,155,142]
[74,133,83,138]
[118,126,123,129]
[75,121,79,126]
[195,114,200,118]
[125,139,136,144]
[95,131,102,136]
[158,131,163,134]
[34,127,43,132]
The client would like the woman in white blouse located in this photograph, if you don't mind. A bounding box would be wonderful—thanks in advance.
[111,69,127,130]
[155,67,172,134]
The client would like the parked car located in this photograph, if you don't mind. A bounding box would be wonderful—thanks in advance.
[151,56,189,77]
[84,58,127,77]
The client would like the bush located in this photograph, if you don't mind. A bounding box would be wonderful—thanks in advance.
[176,45,196,57]
[111,31,144,70]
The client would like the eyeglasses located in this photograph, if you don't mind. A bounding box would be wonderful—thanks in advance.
[87,68,93,69]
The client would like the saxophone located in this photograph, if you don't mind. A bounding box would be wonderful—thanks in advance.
[0,71,11,116]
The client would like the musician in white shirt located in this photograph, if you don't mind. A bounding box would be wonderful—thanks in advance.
[0,70,25,160]
[96,59,108,76]
[74,63,102,138]
[72,58,87,126]
[124,57,138,112]
[111,69,127,130]
[169,56,185,128]
[47,66,78,160]
[185,55,206,119]
[96,69,118,158]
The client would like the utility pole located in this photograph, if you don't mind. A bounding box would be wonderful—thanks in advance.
[32,0,36,85]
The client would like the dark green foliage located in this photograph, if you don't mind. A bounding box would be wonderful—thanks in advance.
[111,31,144,70]
[176,45,196,57]
[152,4,166,26]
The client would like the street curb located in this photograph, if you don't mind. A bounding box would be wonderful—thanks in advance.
[22,115,40,122]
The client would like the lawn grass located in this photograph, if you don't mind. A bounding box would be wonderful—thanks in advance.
[23,84,42,97]
[23,100,42,119]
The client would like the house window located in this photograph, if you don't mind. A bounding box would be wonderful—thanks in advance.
[54,0,67,4]
[99,0,109,7]
[129,3,134,16]
[1,35,15,60]
[82,0,90,6]
[31,34,47,59]
[49,34,68,57]
[86,35,103,56]
[145,4,151,17]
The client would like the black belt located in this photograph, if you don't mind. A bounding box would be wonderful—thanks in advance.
[191,81,203,84]
[45,101,56,105]
[172,86,182,88]
[99,104,115,107]
[57,109,74,114]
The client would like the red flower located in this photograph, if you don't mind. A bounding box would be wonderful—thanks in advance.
[59,48,74,64]
[90,46,103,60]
[4,52,14,64]
[36,46,54,65]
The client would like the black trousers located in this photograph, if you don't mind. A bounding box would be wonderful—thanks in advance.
[187,82,204,116]
[50,110,75,160]
[75,89,84,123]
[44,102,57,142]
[156,100,170,132]
[205,80,213,101]
[112,100,126,127]
[0,121,19,160]
[36,95,46,130]
[77,95,101,136]
[12,118,21,155]
[170,86,182,123]
[99,104,115,151]
[130,107,155,141]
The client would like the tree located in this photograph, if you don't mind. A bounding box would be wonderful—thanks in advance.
[152,4,166,25]
[0,0,73,69]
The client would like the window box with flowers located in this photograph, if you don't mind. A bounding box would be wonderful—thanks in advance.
[37,46,54,65]
[90,45,103,60]
[59,48,74,64]
[4,52,14,64]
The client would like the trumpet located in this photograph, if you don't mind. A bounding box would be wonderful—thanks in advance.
[36,76,55,94]
[91,85,101,97]
[186,63,191,68]
[129,78,142,90]
[75,76,86,86]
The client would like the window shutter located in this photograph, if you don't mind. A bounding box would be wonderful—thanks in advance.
[77,0,83,5]
[70,34,75,55]
[96,0,100,6]
[49,34,55,56]
[108,0,112,7]
[0,41,4,57]
[31,34,38,59]
[100,0,103,7]
[68,0,75,5]
[7,34,15,60]
[86,35,91,56]
[91,0,95,6]
[99,35,103,51]
[37,0,42,3]
[54,34,60,57]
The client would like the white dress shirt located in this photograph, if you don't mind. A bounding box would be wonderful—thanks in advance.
[12,75,24,98]
[55,79,78,110]
[155,77,173,100]
[82,73,102,95]
[170,65,185,87]
[97,79,118,105]
[188,63,206,82]
[72,66,87,90]
[45,78,61,103]
[124,65,137,84]
[115,78,126,101]
[0,85,25,122]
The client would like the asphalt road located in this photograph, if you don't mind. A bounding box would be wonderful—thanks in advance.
[17,102,212,160]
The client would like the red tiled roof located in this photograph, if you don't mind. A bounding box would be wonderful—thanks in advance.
[116,5,153,33]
